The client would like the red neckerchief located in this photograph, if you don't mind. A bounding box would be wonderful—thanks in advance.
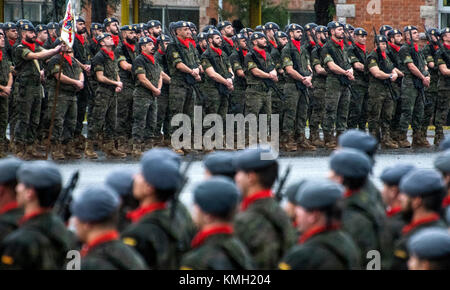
[158,49,165,55]
[123,41,135,53]
[291,39,301,54]
[35,39,44,46]
[298,223,341,244]
[75,33,85,45]
[191,224,234,248]
[61,53,72,66]
[210,45,222,56]
[0,201,18,215]
[269,39,277,48]
[8,39,15,47]
[149,35,157,45]
[332,37,344,51]
[223,36,234,47]
[402,213,440,235]
[22,40,35,52]
[92,37,98,45]
[101,47,114,60]
[241,189,273,211]
[177,37,191,49]
[200,47,206,53]
[442,195,450,208]
[51,37,56,42]
[242,48,248,56]
[310,40,316,47]
[386,206,402,218]
[406,41,419,52]
[142,51,155,64]
[355,42,366,54]
[111,34,119,47]
[189,38,197,48]
[444,43,450,51]
[389,42,401,53]
[344,189,358,198]
[375,48,387,59]
[0,50,3,62]
[19,208,51,225]
[318,42,324,48]
[347,41,352,46]
[81,230,119,257]
[126,202,167,223]
[253,47,267,61]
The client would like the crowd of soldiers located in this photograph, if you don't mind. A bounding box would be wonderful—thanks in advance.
[0,17,449,160]
[0,130,449,270]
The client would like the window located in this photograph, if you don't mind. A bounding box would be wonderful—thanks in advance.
[139,5,199,31]
[288,11,315,27]
[439,0,450,28]
[4,1,42,22]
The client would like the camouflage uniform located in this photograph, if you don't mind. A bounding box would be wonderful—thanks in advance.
[270,45,286,130]
[279,227,361,270]
[0,204,23,242]
[0,53,11,148]
[228,49,247,115]
[434,46,450,145]
[304,41,316,125]
[309,43,327,145]
[155,49,171,141]
[387,43,403,142]
[222,37,235,56]
[0,212,75,269]
[234,194,296,269]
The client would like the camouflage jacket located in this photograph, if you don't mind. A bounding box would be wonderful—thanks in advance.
[398,43,428,80]
[244,48,276,86]
[436,45,450,89]
[133,53,162,93]
[229,48,247,90]
[281,41,311,83]
[92,48,119,90]
[321,38,351,80]
[166,40,200,86]
[347,44,369,86]
[73,34,92,65]
[0,204,23,243]
[47,53,82,93]
[420,43,439,92]
[366,50,395,89]
[115,41,138,83]
[200,46,232,88]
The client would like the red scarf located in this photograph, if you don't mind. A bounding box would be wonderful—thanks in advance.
[142,51,155,64]
[444,43,450,51]
[375,48,387,59]
[51,37,56,42]
[442,195,450,208]
[126,202,167,223]
[8,39,15,47]
[310,40,316,47]
[318,42,324,48]
[332,38,344,51]
[101,47,114,60]
[19,208,51,225]
[189,38,196,48]
[111,34,120,47]
[402,213,440,235]
[158,49,165,55]
[241,189,273,211]
[92,37,98,45]
[75,33,85,45]
[0,50,3,62]
[210,45,222,56]
[81,230,119,257]
[347,41,352,46]
[406,41,419,52]
[0,201,18,215]
[22,40,35,52]
[344,189,358,198]
[389,42,401,53]
[200,47,206,53]
[191,224,234,248]
[386,206,402,218]
[242,48,248,57]
[35,39,44,46]
[61,53,72,66]
[149,35,157,45]
[355,42,366,53]
[269,39,277,48]
[253,47,266,61]
[298,223,341,244]
[178,37,191,49]
[223,36,234,47]
[124,41,135,52]
[291,39,301,54]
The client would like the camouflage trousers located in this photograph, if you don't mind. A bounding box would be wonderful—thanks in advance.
[0,94,7,143]
[14,84,43,145]
[203,86,228,121]
[244,84,271,118]
[8,81,17,138]
[367,85,394,137]
[347,84,369,130]
[86,78,98,126]
[155,85,170,138]
[272,86,284,132]
[323,79,350,134]
[307,87,314,124]
[420,90,438,132]
[435,88,450,134]
[132,90,157,143]
[116,81,134,139]
[87,86,117,141]
[75,83,91,137]
[37,90,49,142]
[281,82,308,138]
[168,83,194,135]
[47,90,77,144]
[309,84,326,132]
[399,77,424,134]
[390,82,402,135]
[229,87,246,115]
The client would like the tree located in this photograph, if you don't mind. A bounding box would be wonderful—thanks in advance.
[314,0,335,25]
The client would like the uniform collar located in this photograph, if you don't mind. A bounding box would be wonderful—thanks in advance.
[111,34,120,47]
[298,223,341,244]
[223,36,234,47]
[0,201,18,215]
[177,37,191,49]
[388,42,401,52]
[210,45,222,56]
[331,37,344,51]
[344,189,359,198]
[386,206,402,218]
[142,51,155,64]
[291,39,301,53]
[402,213,440,235]
[191,224,234,248]
[75,33,85,45]
[241,189,273,211]
[126,202,167,223]
[81,230,119,257]
[101,47,114,60]
[253,47,266,61]
[22,40,35,52]
[269,39,277,48]
[442,195,450,208]
[19,208,51,225]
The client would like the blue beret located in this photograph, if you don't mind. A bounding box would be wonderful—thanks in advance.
[399,169,445,197]
[202,25,217,33]
[275,31,288,38]
[380,164,416,186]
[71,185,120,222]
[217,21,232,31]
[287,23,303,32]
[120,25,134,31]
[233,146,278,171]
[157,34,171,43]
[240,28,253,34]
[354,28,367,36]
[147,20,161,28]
[380,25,393,34]
[255,25,265,32]
[96,33,111,43]
[103,17,119,26]
[330,148,372,178]
[138,36,154,45]
[441,27,450,36]
[141,157,181,191]
[105,169,135,197]
[408,228,450,260]
[295,179,344,210]
[90,22,103,30]
[235,33,247,40]
[285,180,307,203]
[0,158,23,184]
[316,26,327,33]
[47,22,58,29]
[387,29,402,38]
[434,149,450,174]
[250,32,265,41]
[344,24,355,31]
[173,21,190,30]
[4,22,17,30]
[21,23,35,31]
[439,137,450,151]
[35,24,47,32]
[17,161,62,189]
[377,35,388,43]
[304,23,318,31]
[264,22,280,31]
[75,16,85,23]
[188,22,197,30]
[141,148,181,168]
[203,151,236,176]
[404,25,418,32]
[207,29,221,38]
[338,129,378,156]
[327,21,343,29]
[427,28,440,36]
[193,177,239,216]
[16,19,31,28]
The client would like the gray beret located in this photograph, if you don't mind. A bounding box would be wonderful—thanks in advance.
[380,163,416,186]
[399,169,445,197]
[233,146,278,171]
[193,176,239,216]
[141,156,181,191]
[17,161,62,189]
[408,228,450,260]
[338,129,378,156]
[440,137,450,151]
[329,148,372,178]
[105,169,135,197]
[285,180,307,204]
[295,179,344,210]
[434,149,450,174]
[203,151,236,176]
[445,207,450,225]
[0,157,23,184]
[141,148,181,168]
[71,185,120,222]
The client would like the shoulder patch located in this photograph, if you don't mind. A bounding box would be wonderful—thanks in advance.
[278,262,291,270]
[1,255,14,265]
[180,266,193,270]
[394,249,408,259]
[283,57,290,63]
[122,237,137,247]
[172,51,180,58]
[370,59,376,64]
[326,54,331,58]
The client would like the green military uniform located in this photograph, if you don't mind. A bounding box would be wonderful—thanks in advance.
[222,36,235,57]
[0,211,75,269]
[87,37,100,127]
[228,48,247,115]
[154,47,171,142]
[387,43,403,141]
[270,43,285,128]
[0,52,11,150]
[304,40,316,124]
[434,44,450,145]
[0,205,23,243]
[309,43,327,145]
[132,52,161,147]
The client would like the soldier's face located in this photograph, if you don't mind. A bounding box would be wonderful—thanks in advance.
[408,255,429,270]
[291,30,302,41]
[101,35,114,47]
[294,206,317,232]
[152,26,162,36]
[76,22,86,34]
[92,29,102,37]
[223,25,234,37]
[209,35,222,48]
[408,30,419,42]
[132,173,152,201]
[177,27,192,39]
[199,39,207,49]
[192,204,206,228]
[142,42,155,54]
[393,34,403,45]
[333,27,344,39]
[265,29,274,39]
[327,170,344,185]
[234,170,250,196]
[443,33,450,43]
[318,32,326,42]
[37,30,48,42]
[15,183,31,206]
[283,201,296,222]
[0,33,5,48]
[48,28,57,38]
[24,30,36,42]
[73,217,89,242]
[381,184,399,206]
[355,35,366,45]
[278,37,288,47]
[379,42,387,51]
[254,37,267,48]
[238,38,247,50]
[108,22,119,35]
[6,29,18,40]
[124,30,136,43]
